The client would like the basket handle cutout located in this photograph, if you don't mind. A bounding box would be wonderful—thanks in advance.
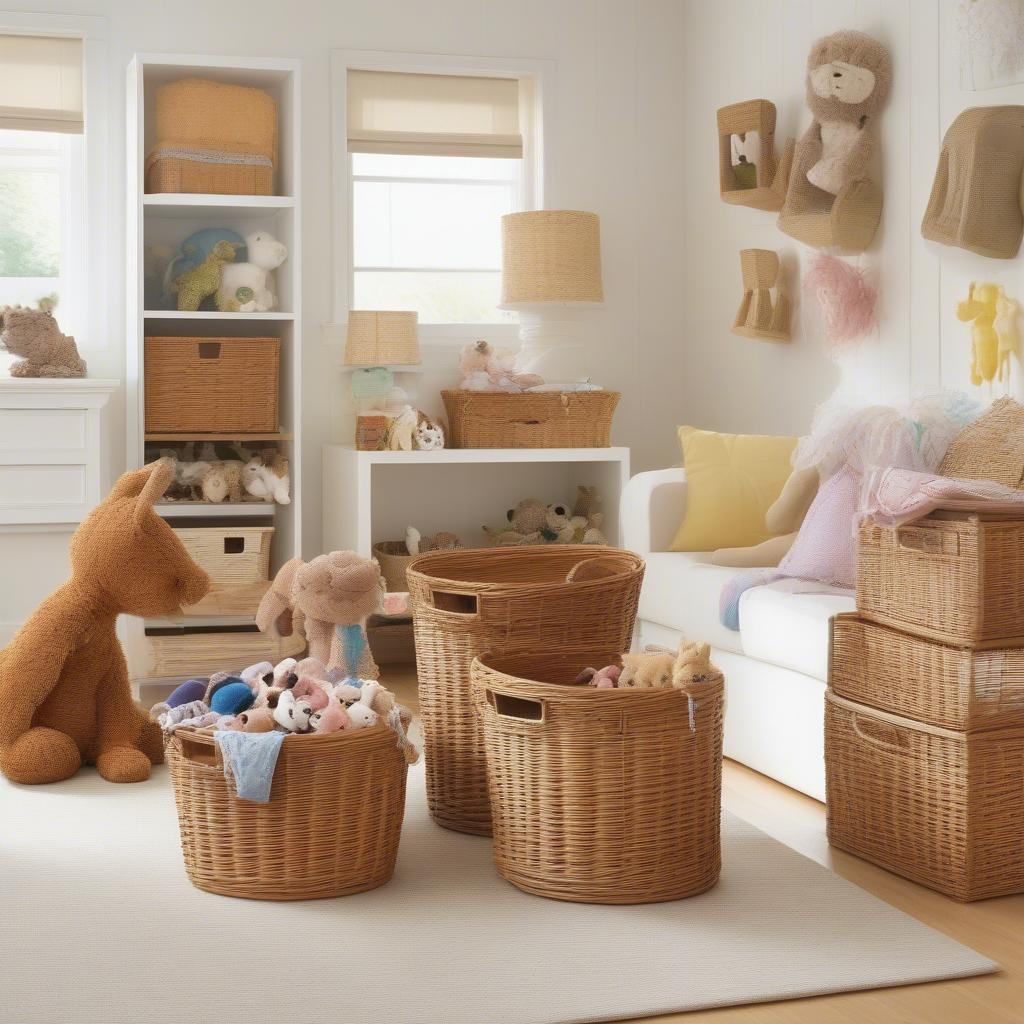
[566,556,625,584]
[197,342,222,360]
[894,526,959,557]
[176,734,219,766]
[431,589,478,616]
[223,536,245,554]
[491,690,545,723]
[851,713,909,753]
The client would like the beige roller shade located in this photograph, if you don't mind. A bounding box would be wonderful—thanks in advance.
[0,34,83,134]
[347,69,521,158]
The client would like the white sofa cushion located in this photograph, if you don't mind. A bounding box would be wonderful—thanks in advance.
[739,578,855,681]
[637,552,746,655]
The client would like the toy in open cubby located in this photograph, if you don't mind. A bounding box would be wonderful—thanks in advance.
[731,249,790,343]
[717,99,793,213]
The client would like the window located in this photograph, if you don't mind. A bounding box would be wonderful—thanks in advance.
[344,64,537,326]
[0,33,86,369]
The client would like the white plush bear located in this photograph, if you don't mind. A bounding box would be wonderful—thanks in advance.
[242,453,291,505]
[217,231,287,313]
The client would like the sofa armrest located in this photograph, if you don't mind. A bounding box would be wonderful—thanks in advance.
[620,468,687,554]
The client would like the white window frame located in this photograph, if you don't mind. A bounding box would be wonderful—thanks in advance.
[329,49,553,345]
[0,12,108,354]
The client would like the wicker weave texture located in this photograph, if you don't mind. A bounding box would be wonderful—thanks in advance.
[825,692,1024,901]
[345,311,420,366]
[472,651,723,904]
[174,527,273,586]
[501,211,603,304]
[373,541,414,592]
[407,546,644,835]
[168,725,407,900]
[146,157,273,196]
[144,337,280,434]
[441,390,619,449]
[145,629,304,678]
[857,512,1024,648]
[830,614,1024,731]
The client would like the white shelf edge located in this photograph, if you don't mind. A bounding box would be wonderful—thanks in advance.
[143,310,296,321]
[155,502,277,519]
[143,193,295,209]
[328,445,630,465]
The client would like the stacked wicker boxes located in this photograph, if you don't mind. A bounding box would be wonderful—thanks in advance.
[826,511,1024,901]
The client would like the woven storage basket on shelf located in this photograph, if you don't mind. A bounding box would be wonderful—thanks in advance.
[472,651,723,904]
[441,390,619,449]
[825,691,1024,901]
[175,526,274,617]
[167,725,408,900]
[372,541,414,592]
[144,337,280,434]
[857,511,1024,648]
[830,613,1024,731]
[407,546,644,835]
[144,627,303,679]
[146,158,273,196]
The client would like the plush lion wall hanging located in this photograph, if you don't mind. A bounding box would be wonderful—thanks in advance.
[778,29,892,252]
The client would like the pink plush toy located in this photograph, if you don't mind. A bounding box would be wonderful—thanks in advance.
[458,340,544,392]
[574,664,622,689]
[292,675,330,711]
[309,702,349,734]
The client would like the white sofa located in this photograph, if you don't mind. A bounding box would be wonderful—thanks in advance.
[620,469,856,801]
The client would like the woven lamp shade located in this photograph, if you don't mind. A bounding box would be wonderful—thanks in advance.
[345,311,420,365]
[501,210,604,305]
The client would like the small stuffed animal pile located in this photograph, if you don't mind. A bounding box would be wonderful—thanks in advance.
[386,406,446,452]
[483,486,607,546]
[575,639,722,695]
[405,526,461,555]
[150,656,418,763]
[157,441,291,505]
[458,339,544,392]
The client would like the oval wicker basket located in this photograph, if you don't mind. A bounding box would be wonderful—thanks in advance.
[472,651,724,904]
[441,390,619,449]
[373,541,414,592]
[407,546,644,836]
[167,725,408,900]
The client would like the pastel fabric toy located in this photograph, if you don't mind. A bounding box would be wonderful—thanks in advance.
[216,230,287,313]
[618,650,675,689]
[0,460,209,785]
[165,677,209,709]
[344,702,379,730]
[228,708,276,733]
[171,239,238,312]
[272,691,314,733]
[156,699,210,733]
[213,730,287,803]
[292,676,330,712]
[209,681,255,717]
[242,452,291,505]
[309,702,349,734]
[256,552,383,677]
[575,665,621,689]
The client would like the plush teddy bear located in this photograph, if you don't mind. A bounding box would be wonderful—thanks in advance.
[217,231,287,313]
[0,298,86,378]
[242,452,290,504]
[618,649,676,689]
[257,552,384,678]
[541,503,577,544]
[483,498,548,546]
[797,30,892,197]
[272,690,314,733]
[672,641,723,694]
[200,460,246,503]
[0,460,210,784]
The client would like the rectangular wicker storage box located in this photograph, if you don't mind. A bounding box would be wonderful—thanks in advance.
[825,691,1024,901]
[144,626,303,678]
[830,613,1024,731]
[144,336,279,433]
[175,526,274,617]
[857,511,1024,648]
[146,77,276,196]
[441,390,619,449]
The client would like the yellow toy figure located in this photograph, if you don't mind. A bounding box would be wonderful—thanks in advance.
[994,289,1021,385]
[957,282,1001,387]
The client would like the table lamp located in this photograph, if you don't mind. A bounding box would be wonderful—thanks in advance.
[499,210,603,383]
[344,310,420,367]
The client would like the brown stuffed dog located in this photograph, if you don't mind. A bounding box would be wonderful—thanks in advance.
[0,460,209,784]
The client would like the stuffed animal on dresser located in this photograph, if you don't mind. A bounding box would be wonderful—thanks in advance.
[0,298,86,378]
[0,460,210,784]
[216,231,287,313]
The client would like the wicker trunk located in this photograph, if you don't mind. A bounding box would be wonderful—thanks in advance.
[825,692,1024,901]
[473,651,723,904]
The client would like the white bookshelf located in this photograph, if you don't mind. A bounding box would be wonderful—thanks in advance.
[125,53,302,685]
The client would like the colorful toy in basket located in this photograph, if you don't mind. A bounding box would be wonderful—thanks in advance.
[576,639,722,694]
[0,460,210,785]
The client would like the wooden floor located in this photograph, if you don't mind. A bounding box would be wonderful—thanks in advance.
[385,666,1024,1024]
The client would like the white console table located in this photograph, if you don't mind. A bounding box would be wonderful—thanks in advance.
[322,445,631,556]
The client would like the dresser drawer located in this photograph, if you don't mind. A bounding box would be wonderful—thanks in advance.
[0,408,88,454]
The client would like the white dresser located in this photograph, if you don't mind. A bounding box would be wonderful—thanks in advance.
[0,378,118,645]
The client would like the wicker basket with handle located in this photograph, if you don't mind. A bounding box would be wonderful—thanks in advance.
[144,336,280,434]
[441,390,619,448]
[472,650,723,904]
[373,541,414,592]
[168,724,408,900]
[857,511,1024,648]
[825,691,1024,901]
[830,613,1024,731]
[407,546,644,835]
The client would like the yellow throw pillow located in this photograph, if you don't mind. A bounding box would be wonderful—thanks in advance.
[670,427,798,552]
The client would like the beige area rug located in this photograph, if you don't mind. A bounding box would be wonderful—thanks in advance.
[0,763,995,1024]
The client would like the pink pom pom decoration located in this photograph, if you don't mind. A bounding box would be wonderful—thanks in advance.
[803,252,878,353]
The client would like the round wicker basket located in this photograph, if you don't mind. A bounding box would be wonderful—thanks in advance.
[167,725,408,900]
[472,650,724,904]
[373,541,414,592]
[407,546,644,836]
